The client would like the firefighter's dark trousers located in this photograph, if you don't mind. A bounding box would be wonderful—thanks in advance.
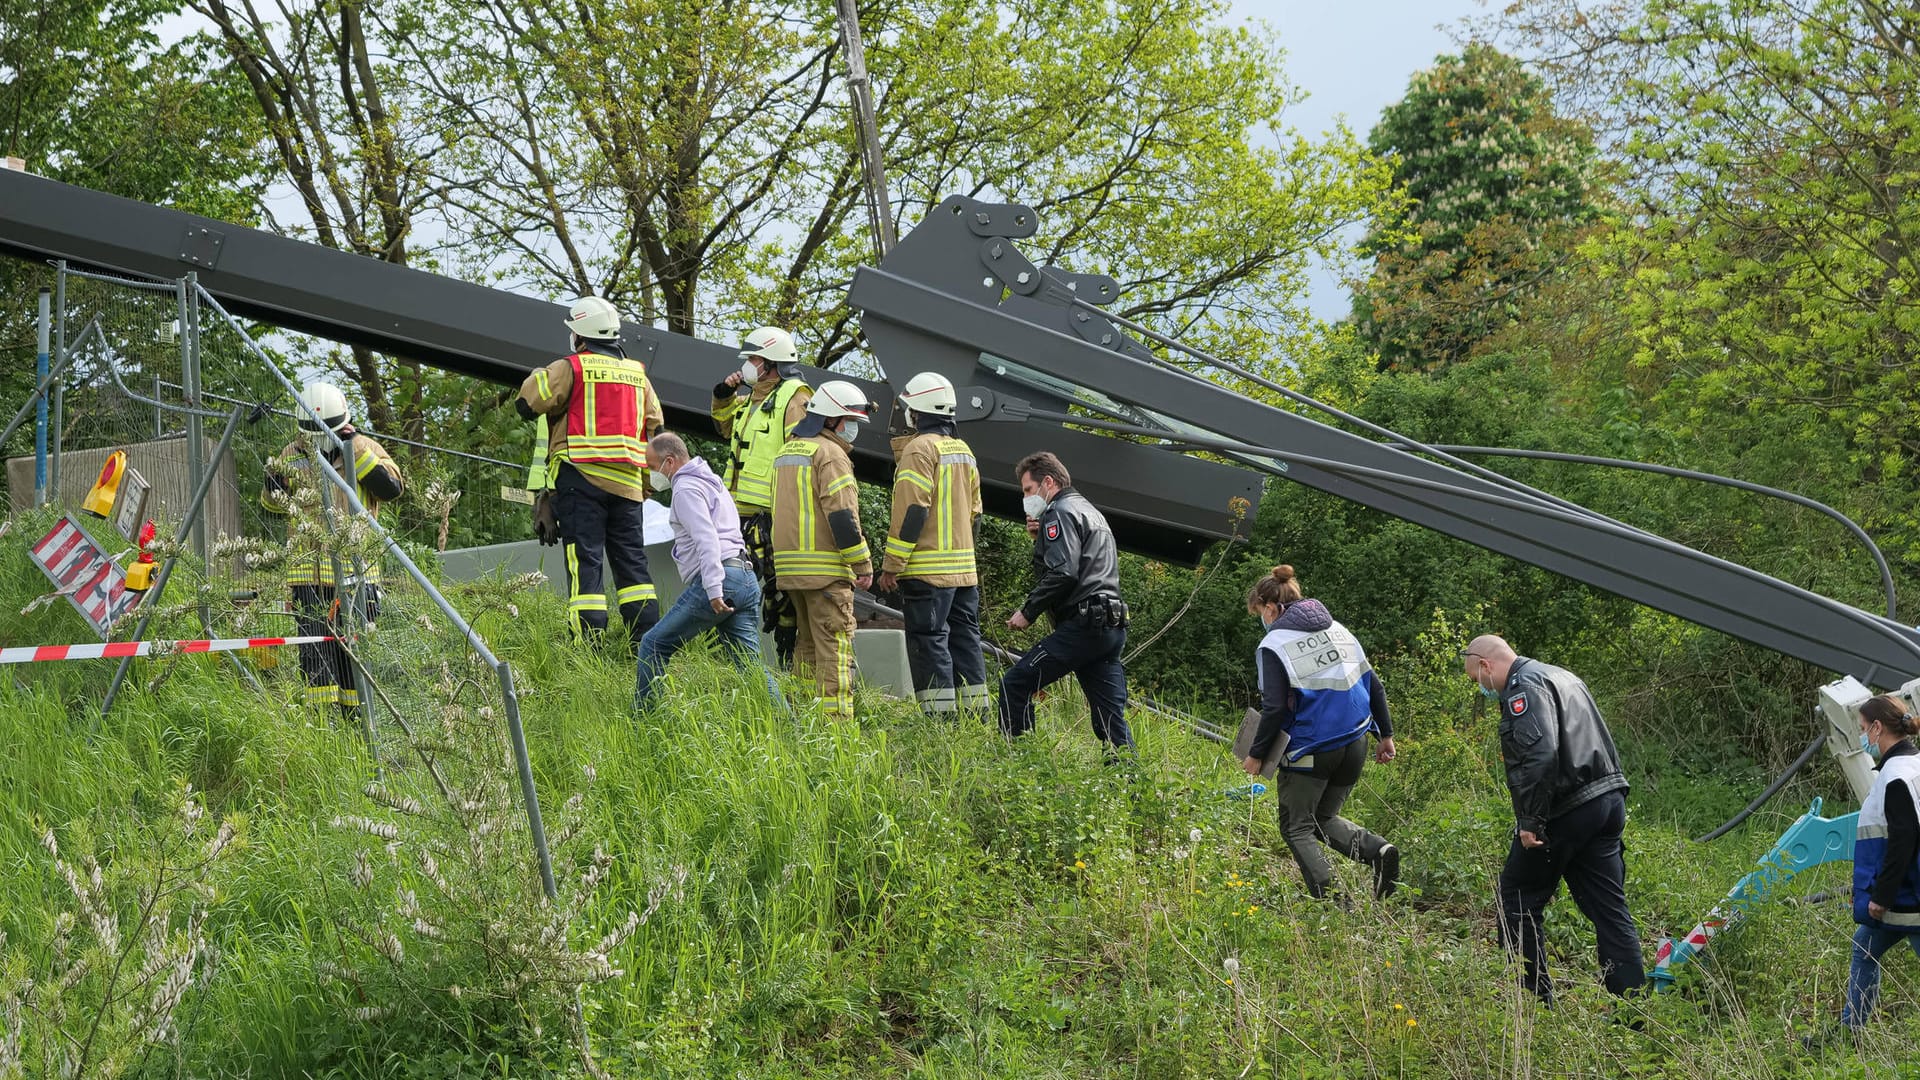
[554,463,658,648]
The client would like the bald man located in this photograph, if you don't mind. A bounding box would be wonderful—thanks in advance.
[1463,634,1645,1004]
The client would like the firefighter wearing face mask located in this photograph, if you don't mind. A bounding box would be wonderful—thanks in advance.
[514,296,664,648]
[713,326,814,664]
[261,380,403,713]
[877,372,986,714]
[771,381,874,720]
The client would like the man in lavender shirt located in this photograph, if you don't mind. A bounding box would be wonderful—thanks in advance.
[633,432,785,711]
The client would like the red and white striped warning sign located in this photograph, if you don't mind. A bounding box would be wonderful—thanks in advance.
[29,514,142,638]
[0,635,331,666]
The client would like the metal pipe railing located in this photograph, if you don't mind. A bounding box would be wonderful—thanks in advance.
[194,283,558,901]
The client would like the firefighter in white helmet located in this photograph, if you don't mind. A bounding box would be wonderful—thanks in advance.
[770,380,874,719]
[878,372,987,713]
[713,325,813,664]
[514,296,664,648]
[261,379,403,713]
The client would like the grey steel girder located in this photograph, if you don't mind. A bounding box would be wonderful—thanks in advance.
[0,168,1255,562]
[849,195,1920,686]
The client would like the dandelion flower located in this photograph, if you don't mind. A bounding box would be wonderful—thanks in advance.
[1392,1003,1404,1010]
[1074,860,1086,870]
[1407,1018,1417,1028]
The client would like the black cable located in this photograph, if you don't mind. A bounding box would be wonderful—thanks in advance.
[1023,407,1920,674]
[1693,734,1828,843]
[1430,445,1896,620]
[1078,299,1630,529]
[851,593,1230,744]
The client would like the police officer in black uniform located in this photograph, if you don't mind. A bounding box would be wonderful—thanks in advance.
[1463,633,1645,1005]
[999,451,1133,751]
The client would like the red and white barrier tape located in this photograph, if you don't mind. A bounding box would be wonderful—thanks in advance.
[0,635,332,665]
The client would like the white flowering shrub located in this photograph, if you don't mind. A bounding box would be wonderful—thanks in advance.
[0,784,236,1080]
[312,575,643,1072]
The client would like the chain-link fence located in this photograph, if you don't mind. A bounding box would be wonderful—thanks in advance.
[2,262,559,905]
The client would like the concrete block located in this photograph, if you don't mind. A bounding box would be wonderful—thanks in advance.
[753,628,911,700]
[855,627,911,699]
[437,538,687,610]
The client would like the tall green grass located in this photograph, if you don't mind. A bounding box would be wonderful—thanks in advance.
[1,512,1915,1077]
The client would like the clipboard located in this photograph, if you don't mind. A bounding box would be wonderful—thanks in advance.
[1232,707,1284,779]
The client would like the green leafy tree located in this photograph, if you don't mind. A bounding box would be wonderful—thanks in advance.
[192,0,461,444]
[1499,0,1920,579]
[1355,44,1603,371]
[402,0,1396,369]
[0,0,265,465]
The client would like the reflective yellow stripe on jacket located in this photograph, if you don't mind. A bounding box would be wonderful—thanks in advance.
[883,435,979,583]
[726,379,808,511]
[771,438,869,582]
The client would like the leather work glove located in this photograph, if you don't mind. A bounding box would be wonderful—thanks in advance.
[532,490,560,546]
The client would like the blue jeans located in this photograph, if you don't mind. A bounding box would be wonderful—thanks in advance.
[633,565,784,711]
[1843,922,1920,1026]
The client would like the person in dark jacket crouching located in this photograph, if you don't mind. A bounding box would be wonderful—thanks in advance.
[1464,634,1645,1004]
[1242,565,1399,902]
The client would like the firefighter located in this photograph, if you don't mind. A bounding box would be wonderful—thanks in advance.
[261,380,403,713]
[514,296,663,648]
[771,380,874,720]
[713,326,813,664]
[999,451,1133,752]
[876,372,987,713]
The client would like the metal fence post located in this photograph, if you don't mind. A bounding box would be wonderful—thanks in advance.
[180,274,207,569]
[34,287,49,506]
[497,661,558,901]
[50,261,65,504]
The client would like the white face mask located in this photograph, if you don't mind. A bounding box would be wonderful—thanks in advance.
[1022,493,1048,519]
[838,420,861,443]
[739,359,761,383]
[648,468,671,492]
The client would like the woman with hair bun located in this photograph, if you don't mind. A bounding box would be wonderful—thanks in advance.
[1243,564,1399,902]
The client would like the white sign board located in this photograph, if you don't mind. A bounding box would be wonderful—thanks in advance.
[30,515,142,638]
[111,466,151,542]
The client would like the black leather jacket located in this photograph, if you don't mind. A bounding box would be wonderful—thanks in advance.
[1499,657,1629,836]
[1020,487,1122,624]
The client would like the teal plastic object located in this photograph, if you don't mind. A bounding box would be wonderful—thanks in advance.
[1650,798,1857,989]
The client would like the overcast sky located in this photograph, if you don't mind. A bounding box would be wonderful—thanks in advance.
[1227,0,1488,316]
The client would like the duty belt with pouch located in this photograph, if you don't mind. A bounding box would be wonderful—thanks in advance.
[1073,595,1129,628]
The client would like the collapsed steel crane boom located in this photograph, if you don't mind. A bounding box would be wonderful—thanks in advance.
[4,169,1917,687]
[0,169,1255,565]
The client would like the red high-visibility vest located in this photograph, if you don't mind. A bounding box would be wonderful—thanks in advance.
[563,351,650,466]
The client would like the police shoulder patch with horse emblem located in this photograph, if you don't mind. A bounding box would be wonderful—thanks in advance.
[1509,694,1529,716]
[1045,521,1060,541]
